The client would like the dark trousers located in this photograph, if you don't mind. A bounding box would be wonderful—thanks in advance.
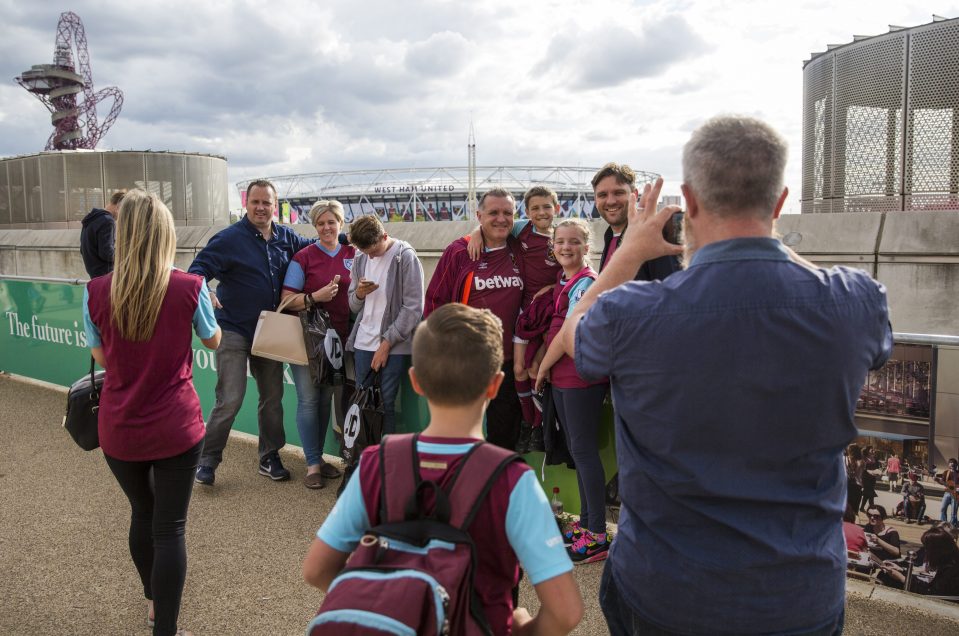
[200,330,286,467]
[486,364,522,450]
[599,560,845,636]
[104,440,202,636]
[554,384,608,533]
[847,482,863,516]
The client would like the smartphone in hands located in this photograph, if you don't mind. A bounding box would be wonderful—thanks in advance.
[663,211,684,245]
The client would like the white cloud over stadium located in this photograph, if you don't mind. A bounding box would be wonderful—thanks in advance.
[0,0,953,212]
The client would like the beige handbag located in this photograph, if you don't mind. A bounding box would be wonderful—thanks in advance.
[251,294,308,365]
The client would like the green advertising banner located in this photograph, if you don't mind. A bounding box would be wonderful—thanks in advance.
[0,277,616,515]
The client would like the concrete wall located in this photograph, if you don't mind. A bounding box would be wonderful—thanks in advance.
[4,211,956,336]
[2,211,958,461]
[775,211,959,336]
[935,346,959,465]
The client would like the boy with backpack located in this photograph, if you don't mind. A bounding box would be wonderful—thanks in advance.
[302,303,582,635]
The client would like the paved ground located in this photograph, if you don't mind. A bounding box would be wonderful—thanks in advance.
[0,374,957,635]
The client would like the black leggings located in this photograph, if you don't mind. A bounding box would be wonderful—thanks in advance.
[104,440,202,636]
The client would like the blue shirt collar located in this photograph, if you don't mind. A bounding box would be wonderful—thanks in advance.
[238,215,277,240]
[314,242,341,257]
[688,237,791,268]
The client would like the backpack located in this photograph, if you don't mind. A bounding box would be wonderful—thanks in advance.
[308,433,522,636]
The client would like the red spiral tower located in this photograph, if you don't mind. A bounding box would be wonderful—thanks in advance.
[15,11,123,150]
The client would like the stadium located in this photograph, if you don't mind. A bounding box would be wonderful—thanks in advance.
[238,165,661,224]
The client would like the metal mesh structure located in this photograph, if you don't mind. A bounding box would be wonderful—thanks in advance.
[801,16,959,213]
[0,151,228,228]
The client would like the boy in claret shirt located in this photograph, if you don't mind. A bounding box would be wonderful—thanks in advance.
[468,186,562,453]
[303,304,583,635]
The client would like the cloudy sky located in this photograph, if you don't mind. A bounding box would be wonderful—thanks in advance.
[0,0,954,212]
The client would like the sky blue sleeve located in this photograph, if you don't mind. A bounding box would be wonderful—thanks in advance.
[574,294,614,381]
[510,219,529,238]
[317,459,370,552]
[505,470,573,585]
[283,259,305,291]
[193,279,219,339]
[565,277,594,317]
[82,286,101,348]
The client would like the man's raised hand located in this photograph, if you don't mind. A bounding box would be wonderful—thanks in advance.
[618,178,684,262]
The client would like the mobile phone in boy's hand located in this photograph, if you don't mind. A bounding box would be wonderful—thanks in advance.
[356,277,379,298]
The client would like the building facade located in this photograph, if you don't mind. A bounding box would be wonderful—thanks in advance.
[801,16,959,213]
[0,150,229,228]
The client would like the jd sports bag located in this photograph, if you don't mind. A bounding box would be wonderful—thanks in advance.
[300,301,345,387]
[340,370,385,468]
[308,433,521,636]
[336,370,385,497]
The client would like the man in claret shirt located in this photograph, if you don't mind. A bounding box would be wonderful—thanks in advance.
[594,162,680,280]
[424,187,525,450]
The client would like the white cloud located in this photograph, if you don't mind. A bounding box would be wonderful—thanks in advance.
[1,0,957,212]
[532,15,709,90]
[406,31,472,77]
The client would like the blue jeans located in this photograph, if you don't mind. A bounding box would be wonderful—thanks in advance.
[904,495,926,521]
[352,349,410,435]
[941,491,958,525]
[599,560,844,636]
[290,364,340,466]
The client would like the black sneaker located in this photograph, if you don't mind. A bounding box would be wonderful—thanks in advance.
[528,426,545,452]
[515,421,532,454]
[258,454,291,481]
[195,465,215,486]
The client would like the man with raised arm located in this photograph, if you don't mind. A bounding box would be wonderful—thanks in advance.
[424,187,525,450]
[558,116,893,635]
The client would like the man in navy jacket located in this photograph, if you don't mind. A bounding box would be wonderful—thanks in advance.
[79,190,126,278]
[189,180,314,485]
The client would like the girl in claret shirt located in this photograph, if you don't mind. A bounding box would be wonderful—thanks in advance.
[534,219,611,564]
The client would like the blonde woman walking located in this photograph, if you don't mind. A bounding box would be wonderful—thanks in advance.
[83,190,221,636]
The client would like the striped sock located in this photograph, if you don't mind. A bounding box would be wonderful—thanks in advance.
[516,377,534,423]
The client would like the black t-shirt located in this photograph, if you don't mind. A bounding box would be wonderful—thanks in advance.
[864,524,901,559]
[915,559,959,597]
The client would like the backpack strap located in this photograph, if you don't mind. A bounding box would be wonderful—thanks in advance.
[379,433,420,523]
[445,442,522,530]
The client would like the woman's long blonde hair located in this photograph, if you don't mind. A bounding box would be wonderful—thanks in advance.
[110,190,177,341]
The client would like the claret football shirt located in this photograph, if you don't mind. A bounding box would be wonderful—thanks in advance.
[467,246,524,360]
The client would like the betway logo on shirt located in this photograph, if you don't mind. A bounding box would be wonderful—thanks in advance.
[474,274,524,291]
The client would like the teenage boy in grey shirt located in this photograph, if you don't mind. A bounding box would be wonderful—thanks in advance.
[346,215,424,435]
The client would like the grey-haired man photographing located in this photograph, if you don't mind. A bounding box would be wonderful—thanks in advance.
[560,116,892,635]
